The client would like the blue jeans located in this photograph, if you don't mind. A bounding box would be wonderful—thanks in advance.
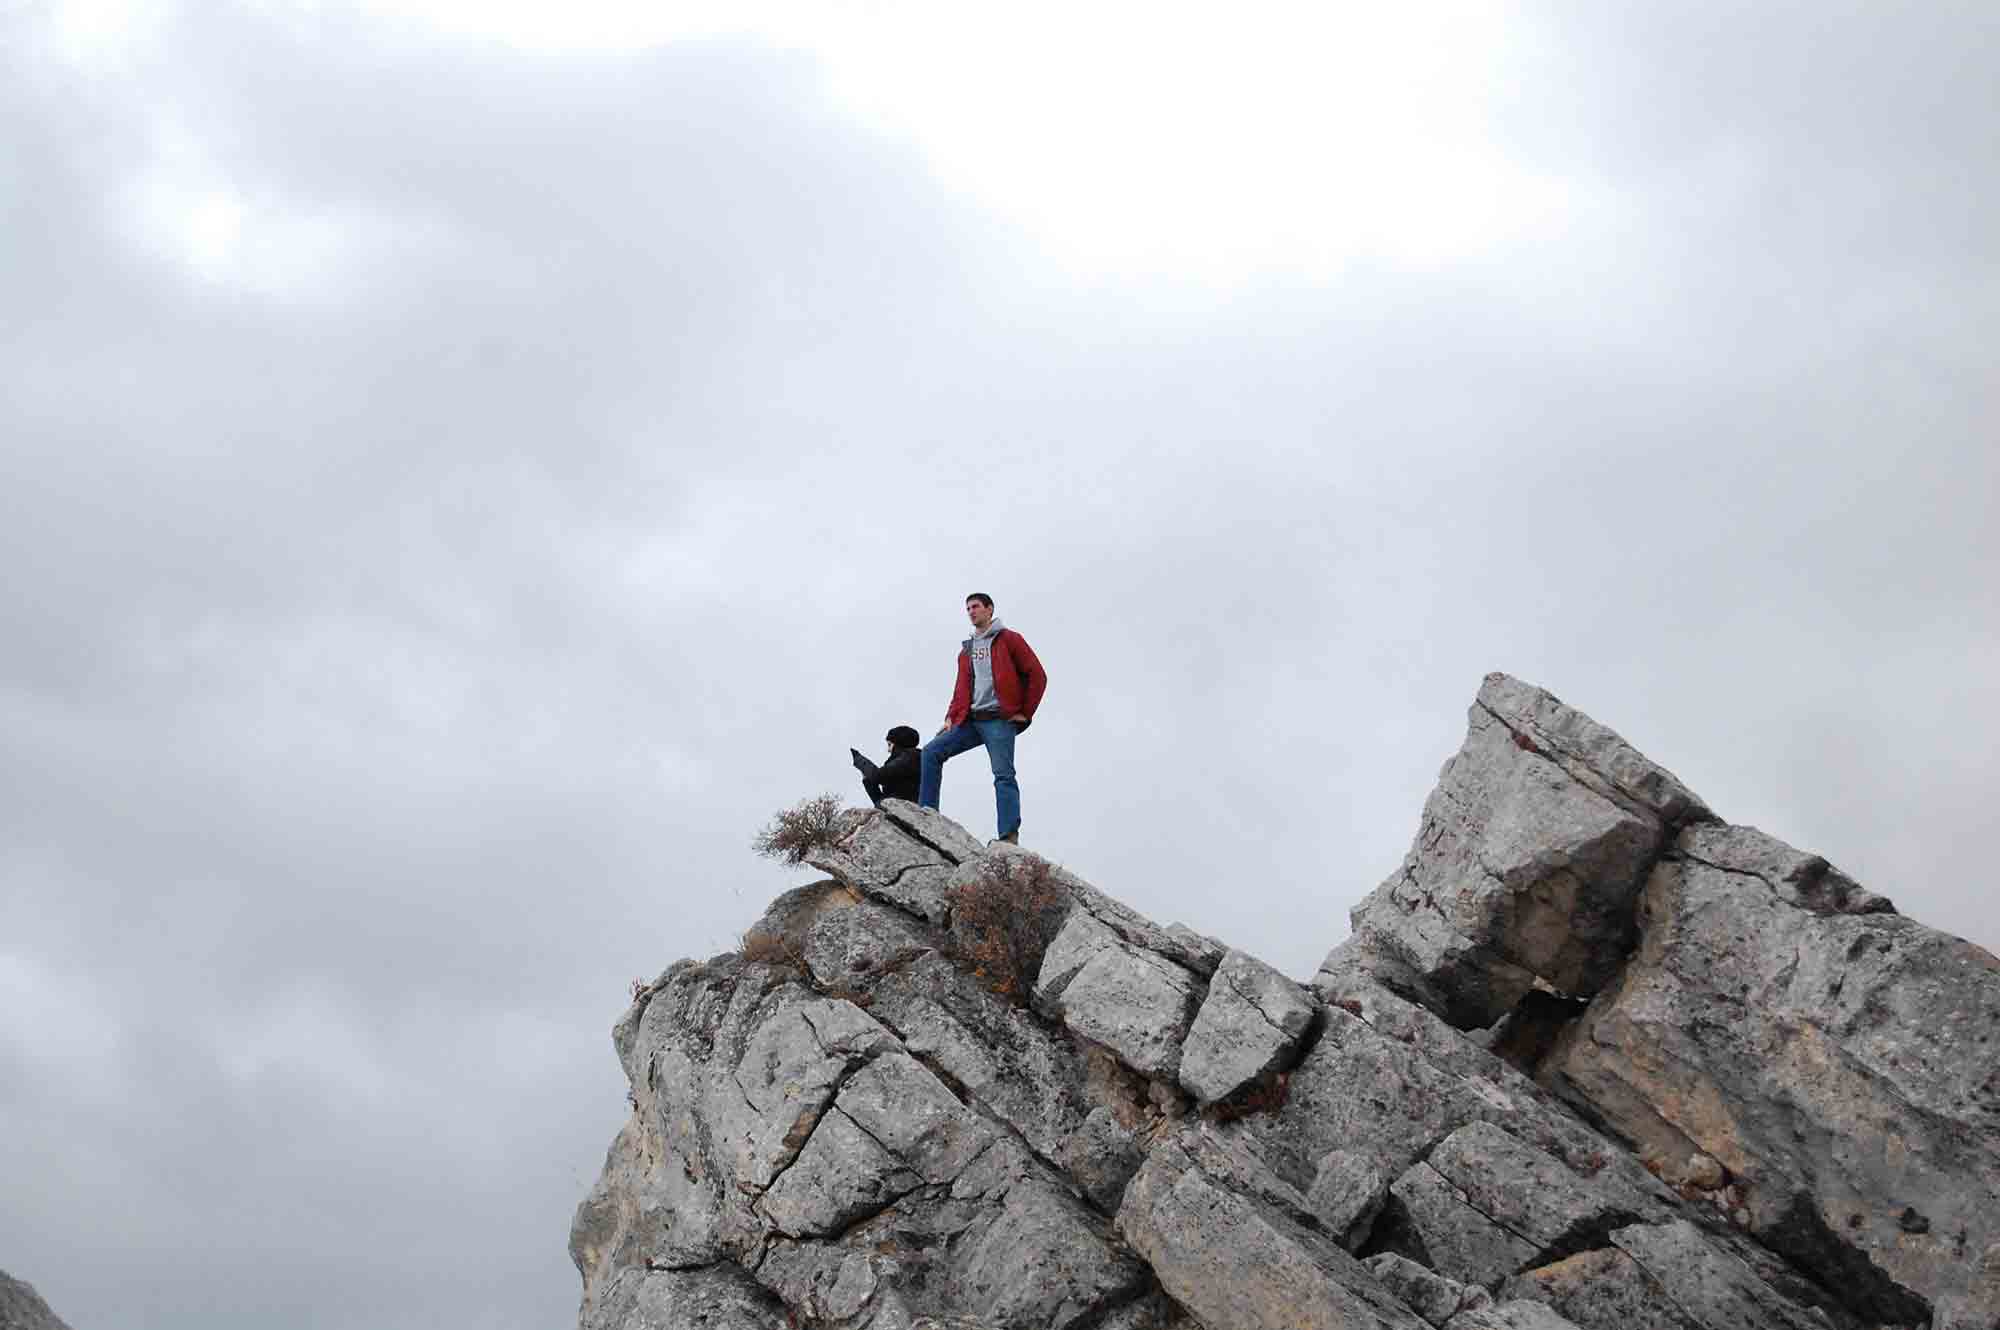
[918,718,1019,838]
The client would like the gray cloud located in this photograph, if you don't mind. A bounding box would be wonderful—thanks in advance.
[2,4,1995,1329]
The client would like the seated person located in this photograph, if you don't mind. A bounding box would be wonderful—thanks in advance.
[851,726,921,806]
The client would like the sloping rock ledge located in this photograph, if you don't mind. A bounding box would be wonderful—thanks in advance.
[573,673,2000,1330]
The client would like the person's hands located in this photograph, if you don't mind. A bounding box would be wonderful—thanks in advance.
[1008,714,1027,725]
[935,723,952,738]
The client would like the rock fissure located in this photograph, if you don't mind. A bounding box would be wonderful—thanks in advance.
[823,1106,912,1178]
[1217,968,1295,1038]
[1527,1208,1649,1271]
[862,1010,1078,1171]
[877,805,973,866]
[1670,849,1790,895]
[739,1044,890,1202]
[1061,1278,1171,1330]
[1598,1245,1713,1330]
[1471,699,1630,815]
[645,1252,736,1274]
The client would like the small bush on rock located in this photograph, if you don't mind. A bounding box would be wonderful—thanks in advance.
[738,927,804,972]
[950,854,1073,1005]
[752,793,849,865]
[737,879,852,977]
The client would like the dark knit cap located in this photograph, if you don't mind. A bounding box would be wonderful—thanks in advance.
[886,725,921,749]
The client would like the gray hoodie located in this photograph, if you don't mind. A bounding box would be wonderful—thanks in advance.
[965,618,1005,714]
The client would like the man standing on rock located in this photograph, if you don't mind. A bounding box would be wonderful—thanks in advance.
[919,593,1047,844]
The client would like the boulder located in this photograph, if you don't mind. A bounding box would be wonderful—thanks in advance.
[1330,674,1710,1028]
[1178,947,1318,1105]
[1034,908,1204,1081]
[581,1265,791,1330]
[1386,1159,1540,1286]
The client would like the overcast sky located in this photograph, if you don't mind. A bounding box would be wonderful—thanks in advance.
[2,3,1995,1327]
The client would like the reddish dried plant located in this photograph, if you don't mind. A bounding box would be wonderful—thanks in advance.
[949,855,1073,1004]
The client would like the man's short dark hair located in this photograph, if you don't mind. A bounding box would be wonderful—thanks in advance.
[966,592,994,609]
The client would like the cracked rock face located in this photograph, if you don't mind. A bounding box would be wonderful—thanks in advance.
[575,673,1999,1330]
[1177,948,1317,1106]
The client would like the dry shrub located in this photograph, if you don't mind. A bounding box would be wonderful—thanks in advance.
[949,854,1073,1004]
[738,927,804,971]
[1082,1044,1153,1131]
[738,879,852,976]
[752,792,849,865]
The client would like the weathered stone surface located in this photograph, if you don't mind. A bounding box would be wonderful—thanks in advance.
[1033,907,1120,1007]
[871,953,1095,1166]
[1331,673,1710,1028]
[1178,947,1317,1105]
[754,1238,901,1327]
[1306,1149,1390,1250]
[808,809,962,924]
[1228,990,1673,1239]
[880,797,988,865]
[0,1273,73,1330]
[741,879,851,967]
[582,1265,790,1330]
[1673,822,1895,916]
[950,1177,1152,1329]
[1424,1121,1661,1253]
[753,1137,1139,1330]
[1163,923,1227,975]
[1119,1128,1430,1330]
[758,1103,925,1237]
[1542,822,2000,1327]
[1502,1248,1699,1330]
[1034,909,1203,1081]
[1441,1302,1580,1330]
[1066,1105,1147,1212]
[1606,1221,1832,1330]
[578,681,1999,1330]
[802,895,936,994]
[1058,946,1202,1081]
[836,1051,997,1183]
[727,995,900,1189]
[1092,1289,1205,1330]
[1387,1159,1540,1286]
[577,961,799,1306]
[1364,1252,1493,1326]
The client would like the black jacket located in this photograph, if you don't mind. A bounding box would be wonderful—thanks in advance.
[853,746,920,806]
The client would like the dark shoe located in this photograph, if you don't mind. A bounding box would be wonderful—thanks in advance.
[998,829,1019,845]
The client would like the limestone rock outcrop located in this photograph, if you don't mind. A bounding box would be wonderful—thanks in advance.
[574,673,1999,1330]
[0,1272,73,1330]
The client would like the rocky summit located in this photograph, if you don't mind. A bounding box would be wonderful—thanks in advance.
[570,673,2000,1330]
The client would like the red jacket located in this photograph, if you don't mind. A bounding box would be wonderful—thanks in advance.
[947,628,1048,727]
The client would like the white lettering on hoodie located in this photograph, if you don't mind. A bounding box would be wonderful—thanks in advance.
[967,619,1005,713]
